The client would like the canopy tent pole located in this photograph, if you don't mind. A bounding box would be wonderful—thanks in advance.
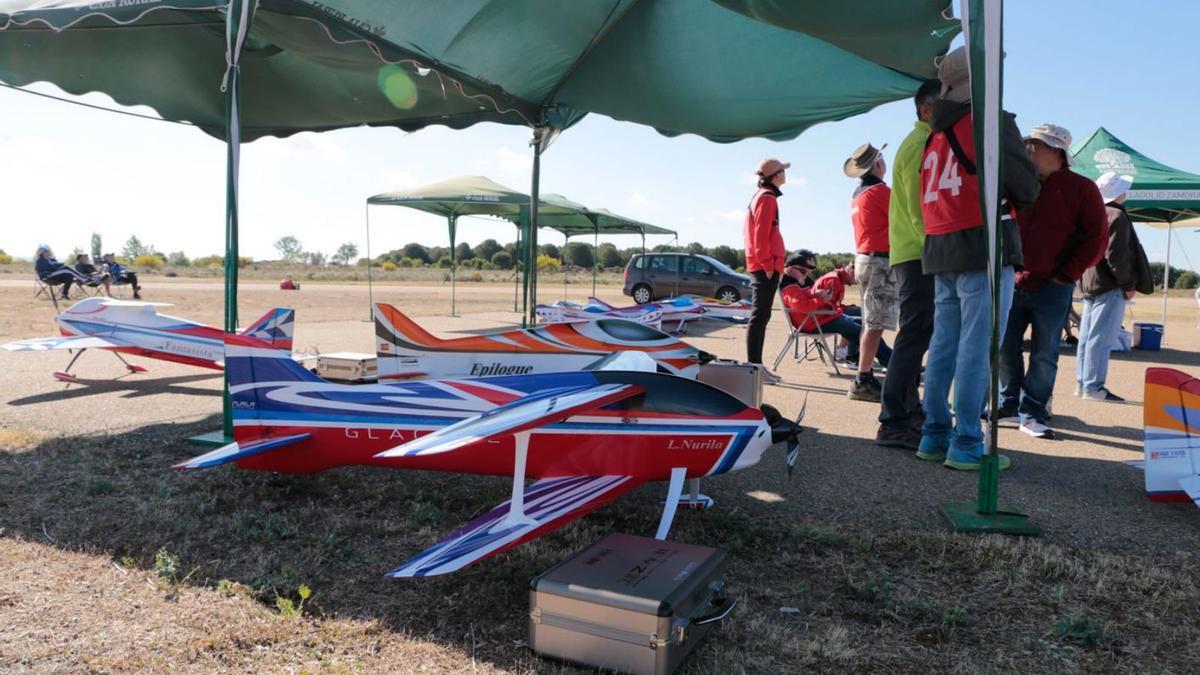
[592,224,599,297]
[940,0,1038,535]
[449,214,458,317]
[365,202,374,321]
[563,232,569,300]
[513,225,521,313]
[525,128,546,326]
[641,232,646,254]
[1162,219,1173,330]
[190,0,255,447]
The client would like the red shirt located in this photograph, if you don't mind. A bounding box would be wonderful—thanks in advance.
[744,187,786,275]
[781,270,849,329]
[851,177,891,253]
[921,113,983,236]
[1014,168,1109,290]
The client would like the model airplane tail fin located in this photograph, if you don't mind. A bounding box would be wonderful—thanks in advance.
[224,331,322,396]
[374,302,445,354]
[241,307,295,351]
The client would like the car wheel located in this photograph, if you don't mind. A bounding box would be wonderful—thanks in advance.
[632,284,653,304]
[716,286,740,303]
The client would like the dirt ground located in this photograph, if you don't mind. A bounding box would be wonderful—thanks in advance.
[1,276,1199,673]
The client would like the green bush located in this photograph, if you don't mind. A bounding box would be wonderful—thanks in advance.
[0,250,12,265]
[491,251,513,270]
[380,260,397,272]
[537,254,561,271]
[1173,270,1199,289]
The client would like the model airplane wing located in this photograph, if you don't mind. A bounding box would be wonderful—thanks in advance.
[2,335,125,351]
[173,433,312,470]
[387,474,641,577]
[376,382,644,458]
[1179,475,1200,508]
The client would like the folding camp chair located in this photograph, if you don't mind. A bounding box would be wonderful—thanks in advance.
[772,306,843,376]
[34,275,64,311]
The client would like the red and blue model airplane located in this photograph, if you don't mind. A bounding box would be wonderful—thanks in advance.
[177,328,802,577]
[2,297,294,381]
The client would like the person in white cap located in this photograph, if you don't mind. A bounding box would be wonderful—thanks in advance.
[997,123,1109,438]
[743,157,790,383]
[1076,172,1137,402]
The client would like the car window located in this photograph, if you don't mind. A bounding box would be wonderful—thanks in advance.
[648,256,677,273]
[701,255,738,276]
[633,256,645,270]
[682,257,712,275]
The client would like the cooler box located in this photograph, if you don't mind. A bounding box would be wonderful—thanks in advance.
[304,352,377,382]
[697,360,763,407]
[1133,322,1163,351]
[529,533,734,675]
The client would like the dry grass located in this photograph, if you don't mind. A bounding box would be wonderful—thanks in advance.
[2,279,1200,672]
[1,417,1199,672]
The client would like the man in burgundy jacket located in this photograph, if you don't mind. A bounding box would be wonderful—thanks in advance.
[744,157,790,383]
[998,123,1108,438]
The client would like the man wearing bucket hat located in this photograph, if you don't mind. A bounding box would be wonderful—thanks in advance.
[844,142,897,402]
[1076,172,1139,402]
[744,157,790,383]
[916,46,1040,470]
[997,123,1108,438]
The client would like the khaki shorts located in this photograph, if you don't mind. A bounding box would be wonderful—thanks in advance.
[854,253,898,331]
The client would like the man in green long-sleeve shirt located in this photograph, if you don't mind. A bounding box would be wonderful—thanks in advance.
[875,79,941,451]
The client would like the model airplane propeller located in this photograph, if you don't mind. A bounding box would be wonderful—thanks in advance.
[375,302,713,380]
[176,326,803,577]
[2,298,293,381]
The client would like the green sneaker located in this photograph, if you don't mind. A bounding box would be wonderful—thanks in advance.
[944,454,1012,471]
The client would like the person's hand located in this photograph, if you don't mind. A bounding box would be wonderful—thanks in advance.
[816,287,833,301]
[1124,289,1135,300]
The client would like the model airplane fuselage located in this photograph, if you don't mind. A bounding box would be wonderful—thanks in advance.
[375,302,710,380]
[535,299,663,328]
[2,298,293,380]
[178,331,787,577]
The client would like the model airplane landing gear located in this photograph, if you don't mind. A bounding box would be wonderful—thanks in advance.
[492,430,539,533]
[53,348,88,383]
[665,477,714,510]
[112,352,147,374]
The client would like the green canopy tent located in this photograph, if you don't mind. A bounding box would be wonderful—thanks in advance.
[365,176,674,316]
[1070,127,1200,329]
[0,0,957,439]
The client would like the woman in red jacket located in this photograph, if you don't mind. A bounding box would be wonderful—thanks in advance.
[744,157,789,381]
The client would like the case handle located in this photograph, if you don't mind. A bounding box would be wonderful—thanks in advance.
[691,597,737,626]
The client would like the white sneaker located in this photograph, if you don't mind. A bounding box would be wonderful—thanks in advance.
[834,345,848,361]
[1082,387,1125,403]
[1074,382,1082,397]
[1019,419,1053,438]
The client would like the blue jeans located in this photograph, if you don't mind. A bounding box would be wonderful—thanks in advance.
[1076,289,1126,393]
[999,281,1074,423]
[922,267,1014,462]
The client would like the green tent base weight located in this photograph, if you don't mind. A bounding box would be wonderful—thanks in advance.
[941,502,1041,536]
[187,430,233,448]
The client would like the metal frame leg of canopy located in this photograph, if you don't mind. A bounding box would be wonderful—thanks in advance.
[449,214,458,317]
[939,0,1038,536]
[1161,221,1173,335]
[365,202,374,321]
[190,0,255,448]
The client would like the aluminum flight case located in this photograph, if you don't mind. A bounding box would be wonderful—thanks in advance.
[529,533,734,675]
[697,359,763,407]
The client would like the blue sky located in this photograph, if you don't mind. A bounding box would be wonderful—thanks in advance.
[1,0,1198,271]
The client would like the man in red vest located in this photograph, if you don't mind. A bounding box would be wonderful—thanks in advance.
[844,142,897,402]
[743,157,790,384]
[916,46,1040,471]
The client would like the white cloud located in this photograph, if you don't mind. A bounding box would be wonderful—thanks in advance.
[494,146,532,176]
[628,191,657,208]
[712,209,745,223]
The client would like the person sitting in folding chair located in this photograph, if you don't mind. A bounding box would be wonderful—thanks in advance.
[780,256,891,371]
[73,253,112,296]
[35,245,100,301]
[101,253,142,299]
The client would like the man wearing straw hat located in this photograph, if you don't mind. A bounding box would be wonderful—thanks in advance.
[844,142,896,402]
[1076,172,1137,403]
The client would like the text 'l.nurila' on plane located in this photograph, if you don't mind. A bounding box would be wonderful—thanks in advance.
[1,297,294,382]
[175,331,803,578]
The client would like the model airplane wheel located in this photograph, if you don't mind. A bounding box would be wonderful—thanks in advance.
[52,371,79,383]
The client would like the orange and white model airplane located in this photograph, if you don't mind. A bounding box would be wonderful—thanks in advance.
[1142,367,1200,507]
[373,303,712,381]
